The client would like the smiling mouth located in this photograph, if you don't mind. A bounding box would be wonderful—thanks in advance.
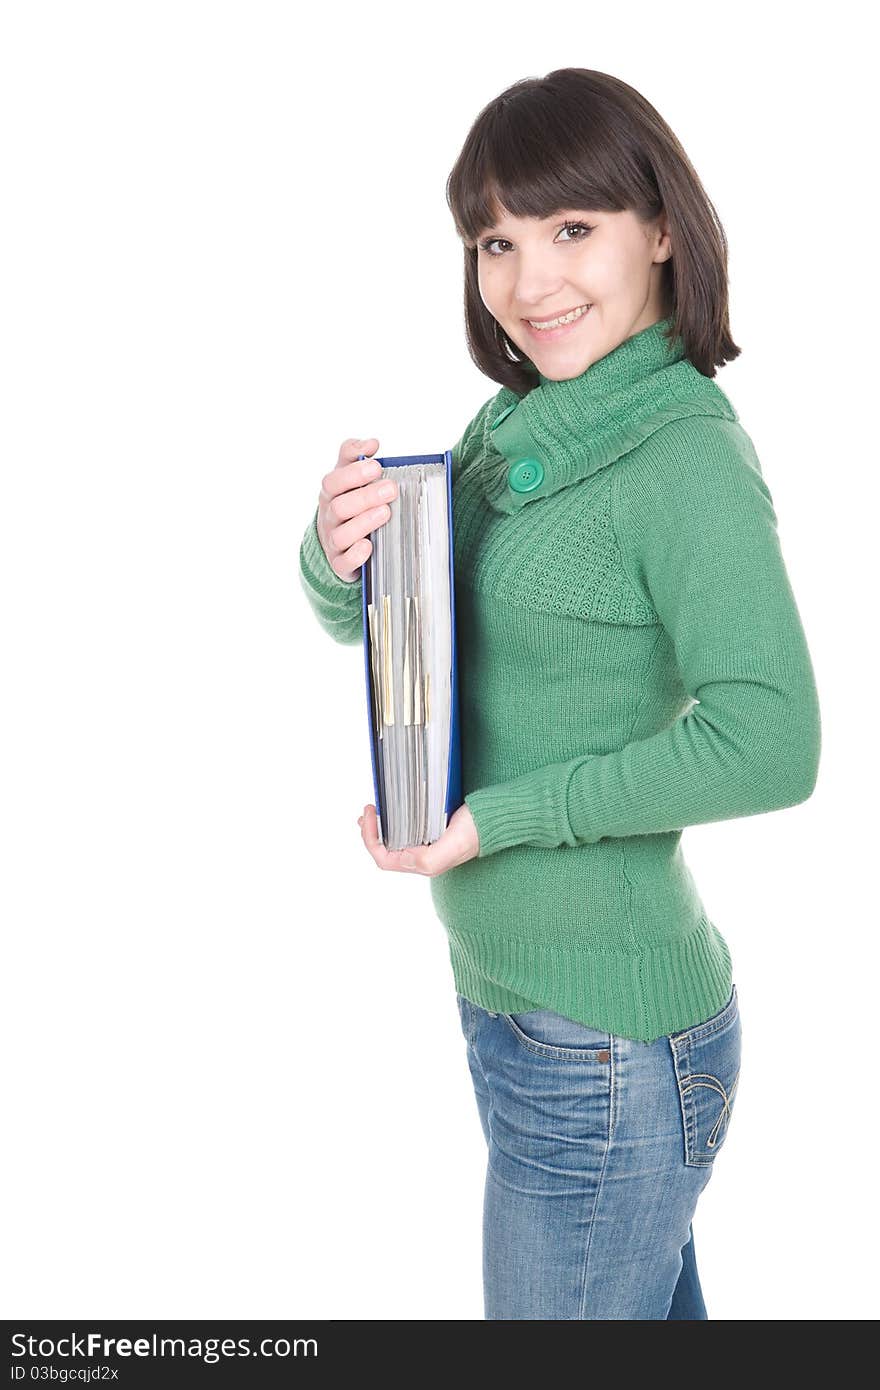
[521,304,593,336]
[522,303,591,326]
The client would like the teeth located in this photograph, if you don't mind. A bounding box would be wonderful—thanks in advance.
[528,304,591,330]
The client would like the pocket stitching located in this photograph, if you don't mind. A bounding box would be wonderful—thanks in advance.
[680,1071,739,1151]
[502,1012,610,1061]
[671,1033,739,1167]
[671,1035,698,1165]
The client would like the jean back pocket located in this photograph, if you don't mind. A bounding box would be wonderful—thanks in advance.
[668,985,741,1168]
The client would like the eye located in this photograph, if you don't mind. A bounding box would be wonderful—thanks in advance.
[477,236,512,257]
[477,220,595,256]
[559,220,595,242]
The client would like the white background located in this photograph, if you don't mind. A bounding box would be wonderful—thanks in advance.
[2,0,876,1321]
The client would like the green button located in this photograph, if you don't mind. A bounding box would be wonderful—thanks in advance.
[507,457,545,493]
[489,402,517,431]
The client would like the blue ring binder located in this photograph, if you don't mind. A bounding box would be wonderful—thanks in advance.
[358,451,462,848]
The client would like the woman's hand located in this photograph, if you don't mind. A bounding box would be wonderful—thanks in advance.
[358,802,480,875]
[315,438,398,583]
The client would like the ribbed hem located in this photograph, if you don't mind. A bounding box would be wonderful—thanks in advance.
[445,915,733,1043]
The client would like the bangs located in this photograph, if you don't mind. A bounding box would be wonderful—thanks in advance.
[449,83,658,248]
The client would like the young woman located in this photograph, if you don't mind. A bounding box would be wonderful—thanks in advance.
[299,68,821,1319]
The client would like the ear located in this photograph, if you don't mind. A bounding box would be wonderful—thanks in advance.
[654,213,673,263]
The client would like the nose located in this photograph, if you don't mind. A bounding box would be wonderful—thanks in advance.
[512,270,571,312]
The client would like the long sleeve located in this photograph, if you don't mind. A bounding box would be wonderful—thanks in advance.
[463,415,822,858]
[298,396,495,645]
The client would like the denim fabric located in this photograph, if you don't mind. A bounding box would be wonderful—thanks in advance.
[456,982,741,1319]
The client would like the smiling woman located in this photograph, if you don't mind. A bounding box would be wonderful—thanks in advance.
[446,69,739,390]
[299,64,820,1323]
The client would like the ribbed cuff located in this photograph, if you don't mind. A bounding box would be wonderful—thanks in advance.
[464,762,574,857]
[299,505,362,602]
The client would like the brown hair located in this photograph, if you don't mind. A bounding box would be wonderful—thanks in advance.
[445,68,741,394]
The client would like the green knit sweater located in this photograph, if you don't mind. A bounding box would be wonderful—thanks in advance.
[299,317,821,1041]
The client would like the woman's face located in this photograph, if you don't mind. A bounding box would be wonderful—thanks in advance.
[476,206,672,381]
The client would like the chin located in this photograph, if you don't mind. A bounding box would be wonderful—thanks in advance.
[537,349,594,378]
[540,368,582,382]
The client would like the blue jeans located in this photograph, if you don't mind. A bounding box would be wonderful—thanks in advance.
[456,982,741,1319]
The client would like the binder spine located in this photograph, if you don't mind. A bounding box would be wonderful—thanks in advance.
[443,448,462,823]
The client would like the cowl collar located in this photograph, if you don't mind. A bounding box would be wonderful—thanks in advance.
[479,316,738,515]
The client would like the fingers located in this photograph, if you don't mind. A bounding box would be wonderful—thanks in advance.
[359,804,421,872]
[324,496,395,576]
[327,471,398,531]
[327,439,383,499]
[338,437,380,468]
[320,445,398,568]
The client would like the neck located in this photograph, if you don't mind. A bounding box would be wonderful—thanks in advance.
[536,315,679,389]
[479,317,736,517]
